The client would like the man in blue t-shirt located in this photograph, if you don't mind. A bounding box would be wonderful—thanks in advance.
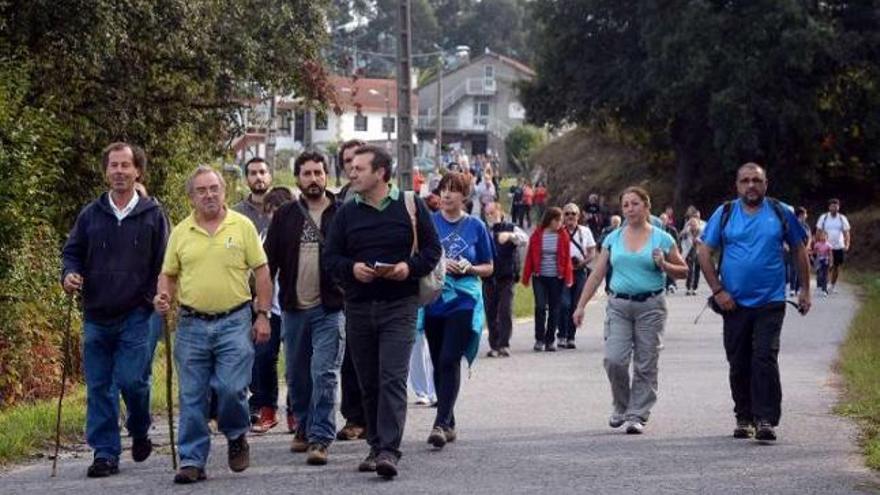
[698,163,811,444]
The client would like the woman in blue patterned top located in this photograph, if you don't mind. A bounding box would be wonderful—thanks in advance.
[419,172,494,450]
[573,186,687,435]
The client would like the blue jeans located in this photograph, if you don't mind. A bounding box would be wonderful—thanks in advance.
[424,310,473,429]
[174,306,254,469]
[83,307,154,461]
[559,268,588,341]
[282,306,344,445]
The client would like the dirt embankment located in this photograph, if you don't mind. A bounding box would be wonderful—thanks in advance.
[848,208,880,271]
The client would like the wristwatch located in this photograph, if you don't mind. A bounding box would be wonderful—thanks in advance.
[255,309,272,320]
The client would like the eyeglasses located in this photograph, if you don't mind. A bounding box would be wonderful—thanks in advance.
[564,212,578,216]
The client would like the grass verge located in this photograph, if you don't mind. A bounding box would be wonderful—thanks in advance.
[836,272,880,469]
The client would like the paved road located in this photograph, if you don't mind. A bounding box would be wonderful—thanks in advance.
[3,284,879,494]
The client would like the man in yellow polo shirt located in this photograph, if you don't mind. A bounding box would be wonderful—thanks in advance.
[154,165,272,484]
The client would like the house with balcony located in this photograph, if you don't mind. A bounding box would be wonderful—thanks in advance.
[415,50,535,171]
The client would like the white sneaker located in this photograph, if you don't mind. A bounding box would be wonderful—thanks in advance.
[624,420,644,434]
[831,285,838,294]
[414,396,430,406]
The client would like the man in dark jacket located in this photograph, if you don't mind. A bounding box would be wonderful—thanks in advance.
[61,142,169,478]
[264,151,344,466]
[482,202,528,357]
[323,145,441,478]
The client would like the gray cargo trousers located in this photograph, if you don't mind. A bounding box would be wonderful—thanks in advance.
[603,294,667,423]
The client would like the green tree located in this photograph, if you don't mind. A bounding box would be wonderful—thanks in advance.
[505,124,548,175]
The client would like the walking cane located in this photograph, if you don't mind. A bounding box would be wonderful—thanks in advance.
[51,291,76,477]
[163,312,179,470]
[693,301,710,325]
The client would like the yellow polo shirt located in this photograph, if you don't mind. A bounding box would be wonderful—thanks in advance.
[162,209,267,313]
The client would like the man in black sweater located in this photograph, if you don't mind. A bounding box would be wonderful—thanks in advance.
[323,145,441,479]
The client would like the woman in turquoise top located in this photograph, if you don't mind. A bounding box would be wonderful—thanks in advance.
[419,172,494,450]
[573,186,687,435]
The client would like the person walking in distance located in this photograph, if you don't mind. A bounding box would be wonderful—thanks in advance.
[573,186,687,435]
[154,166,273,484]
[334,139,369,442]
[679,215,706,295]
[62,142,169,478]
[697,163,811,443]
[558,204,596,349]
[813,230,833,296]
[250,187,294,434]
[815,199,851,294]
[264,151,345,466]
[483,202,528,357]
[522,207,574,352]
[421,172,494,450]
[323,145,442,478]
[233,157,273,235]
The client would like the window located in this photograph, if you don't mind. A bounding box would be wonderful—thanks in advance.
[484,65,495,79]
[314,112,328,130]
[382,116,395,133]
[293,111,305,141]
[473,102,490,126]
[354,113,368,132]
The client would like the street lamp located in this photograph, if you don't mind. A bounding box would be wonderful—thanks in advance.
[369,87,393,153]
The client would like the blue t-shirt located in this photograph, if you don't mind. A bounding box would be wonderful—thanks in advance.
[603,226,676,295]
[701,198,808,307]
[426,212,494,316]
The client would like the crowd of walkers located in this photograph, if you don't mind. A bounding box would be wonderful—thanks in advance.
[60,140,852,484]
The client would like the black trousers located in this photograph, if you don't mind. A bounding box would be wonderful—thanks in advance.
[533,276,563,345]
[339,338,366,426]
[345,296,417,458]
[483,276,515,350]
[685,251,701,291]
[424,310,473,429]
[722,302,786,426]
[249,315,282,411]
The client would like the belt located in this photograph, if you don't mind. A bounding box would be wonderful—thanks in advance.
[611,289,663,302]
[180,301,249,321]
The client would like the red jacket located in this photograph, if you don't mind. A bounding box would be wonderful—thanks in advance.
[522,227,573,287]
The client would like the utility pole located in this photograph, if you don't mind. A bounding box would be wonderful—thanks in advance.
[385,85,392,152]
[266,93,277,168]
[435,54,443,167]
[396,0,414,190]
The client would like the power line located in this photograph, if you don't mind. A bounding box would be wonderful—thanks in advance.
[329,42,444,60]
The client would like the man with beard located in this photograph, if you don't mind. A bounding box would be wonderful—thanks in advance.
[697,163,811,444]
[233,157,273,234]
[324,145,442,478]
[62,142,169,478]
[264,151,345,465]
[155,166,272,484]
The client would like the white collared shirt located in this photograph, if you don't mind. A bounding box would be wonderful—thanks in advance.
[110,191,140,221]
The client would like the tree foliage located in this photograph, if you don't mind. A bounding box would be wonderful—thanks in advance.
[522,0,880,208]
[504,124,548,175]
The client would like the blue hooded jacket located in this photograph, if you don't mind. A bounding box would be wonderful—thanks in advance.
[62,192,169,323]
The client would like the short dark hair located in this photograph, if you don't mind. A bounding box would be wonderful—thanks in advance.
[339,139,366,166]
[796,206,807,216]
[354,145,393,183]
[264,186,294,213]
[829,198,840,205]
[437,171,472,197]
[102,142,147,174]
[244,156,268,174]
[294,150,329,176]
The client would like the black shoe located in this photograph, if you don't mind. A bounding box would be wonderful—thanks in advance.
[443,427,457,443]
[227,434,250,472]
[174,466,207,484]
[375,452,398,479]
[427,426,446,449]
[358,451,378,472]
[86,458,119,478]
[131,436,152,462]
[755,420,777,442]
[544,342,557,352]
[733,419,755,439]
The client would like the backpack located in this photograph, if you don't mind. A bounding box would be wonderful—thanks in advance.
[403,191,446,306]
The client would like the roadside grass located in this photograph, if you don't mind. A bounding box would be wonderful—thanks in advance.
[836,272,880,469]
[514,282,534,319]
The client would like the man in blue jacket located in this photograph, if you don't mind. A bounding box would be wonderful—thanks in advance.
[62,142,169,478]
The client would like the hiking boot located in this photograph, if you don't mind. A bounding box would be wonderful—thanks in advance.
[567,339,577,349]
[287,413,298,434]
[290,430,309,453]
[358,451,378,472]
[375,451,398,479]
[173,466,207,484]
[86,458,119,478]
[131,436,152,462]
[228,434,250,472]
[251,407,278,434]
[336,422,366,441]
[557,338,568,349]
[755,420,777,443]
[625,420,645,434]
[544,342,557,352]
[306,443,328,466]
[609,413,625,429]
[427,426,447,449]
[733,419,755,439]
[443,427,457,443]
[533,341,544,352]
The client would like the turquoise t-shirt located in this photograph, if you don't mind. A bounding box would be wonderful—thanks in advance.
[602,226,676,295]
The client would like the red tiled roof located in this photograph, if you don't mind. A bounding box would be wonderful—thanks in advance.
[330,76,419,115]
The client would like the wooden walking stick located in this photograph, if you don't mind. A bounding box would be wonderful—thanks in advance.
[163,312,179,470]
[51,291,76,477]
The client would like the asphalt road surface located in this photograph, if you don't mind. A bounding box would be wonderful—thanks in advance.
[3,284,879,494]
